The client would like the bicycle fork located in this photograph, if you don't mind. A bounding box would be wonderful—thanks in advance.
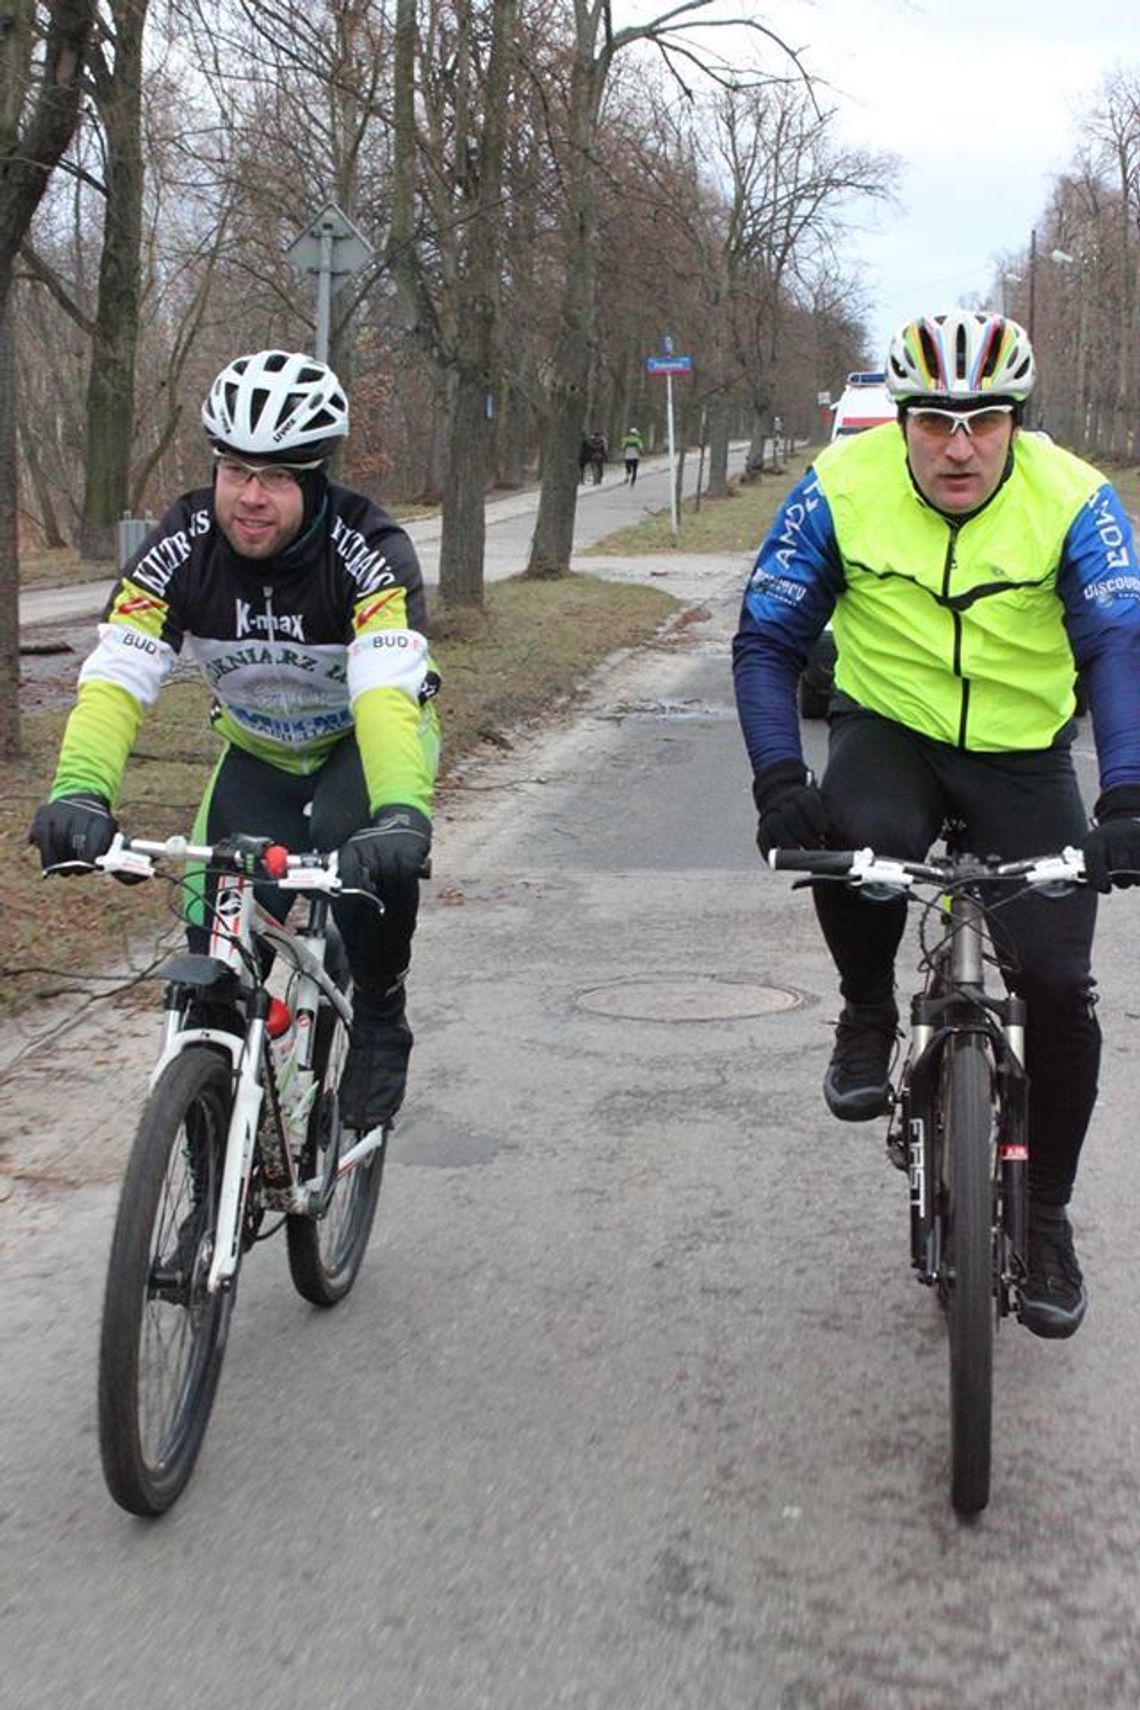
[209,1006,271,1293]
[895,994,1029,1305]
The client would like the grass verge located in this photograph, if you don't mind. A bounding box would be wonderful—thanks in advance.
[3,572,678,1016]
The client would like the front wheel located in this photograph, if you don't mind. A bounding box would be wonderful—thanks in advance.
[98,1047,235,1516]
[286,983,385,1307]
[938,1037,996,1516]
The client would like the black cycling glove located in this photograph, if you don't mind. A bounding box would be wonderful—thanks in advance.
[338,805,432,911]
[1083,785,1140,892]
[28,793,118,873]
[752,762,830,859]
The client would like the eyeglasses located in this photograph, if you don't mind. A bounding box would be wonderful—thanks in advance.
[213,454,322,492]
[906,405,1015,442]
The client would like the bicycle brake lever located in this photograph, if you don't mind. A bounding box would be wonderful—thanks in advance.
[95,842,155,880]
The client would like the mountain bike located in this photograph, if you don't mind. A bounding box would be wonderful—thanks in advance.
[88,831,388,1517]
[769,843,1088,1516]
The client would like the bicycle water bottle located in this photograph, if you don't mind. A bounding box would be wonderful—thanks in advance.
[266,996,298,1106]
[266,995,318,1139]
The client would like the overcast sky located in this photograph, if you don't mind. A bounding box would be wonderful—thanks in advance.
[755,0,1129,363]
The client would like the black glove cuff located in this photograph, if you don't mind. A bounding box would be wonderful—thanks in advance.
[1093,785,1140,823]
[58,791,112,811]
[752,762,814,812]
[372,803,432,839]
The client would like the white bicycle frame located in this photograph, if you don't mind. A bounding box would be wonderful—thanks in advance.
[99,833,385,1294]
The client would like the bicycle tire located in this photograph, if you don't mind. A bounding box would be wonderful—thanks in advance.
[286,980,385,1306]
[98,1047,235,1516]
[938,1036,996,1516]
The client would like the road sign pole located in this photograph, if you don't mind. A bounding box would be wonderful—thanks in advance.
[286,204,374,363]
[644,348,692,540]
[315,224,335,360]
[666,372,678,540]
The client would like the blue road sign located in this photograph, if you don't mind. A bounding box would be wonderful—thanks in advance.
[645,354,693,375]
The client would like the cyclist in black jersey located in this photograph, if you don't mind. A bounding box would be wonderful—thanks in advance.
[29,349,441,1131]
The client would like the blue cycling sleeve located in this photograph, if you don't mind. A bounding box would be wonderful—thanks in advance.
[732,470,843,776]
[1058,483,1140,790]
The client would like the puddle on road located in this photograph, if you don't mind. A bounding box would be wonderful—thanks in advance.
[599,698,736,722]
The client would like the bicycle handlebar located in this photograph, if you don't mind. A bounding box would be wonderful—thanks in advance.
[97,833,343,892]
[768,845,1088,890]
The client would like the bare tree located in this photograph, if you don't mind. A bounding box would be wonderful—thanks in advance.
[708,83,897,482]
[523,1,810,579]
[74,0,149,559]
[0,0,95,756]
[390,0,518,613]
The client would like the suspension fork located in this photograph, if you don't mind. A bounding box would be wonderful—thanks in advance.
[994,992,1029,1283]
[208,990,271,1293]
[901,1002,942,1283]
[948,889,1029,1286]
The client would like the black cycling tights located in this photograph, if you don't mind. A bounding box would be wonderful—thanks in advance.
[815,707,1100,1206]
[186,737,415,1001]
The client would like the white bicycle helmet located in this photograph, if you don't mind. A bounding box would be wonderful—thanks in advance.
[201,349,349,459]
[885,311,1036,404]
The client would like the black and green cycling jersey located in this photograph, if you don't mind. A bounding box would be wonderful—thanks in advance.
[51,483,440,816]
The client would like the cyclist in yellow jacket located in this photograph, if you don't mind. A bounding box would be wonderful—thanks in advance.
[29,349,440,1131]
[733,309,1140,1338]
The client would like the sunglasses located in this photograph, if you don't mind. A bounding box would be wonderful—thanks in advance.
[906,404,1015,442]
[213,453,323,492]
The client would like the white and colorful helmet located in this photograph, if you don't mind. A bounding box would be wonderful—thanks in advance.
[202,349,349,460]
[885,311,1036,405]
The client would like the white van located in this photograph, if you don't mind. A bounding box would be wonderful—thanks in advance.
[830,370,895,440]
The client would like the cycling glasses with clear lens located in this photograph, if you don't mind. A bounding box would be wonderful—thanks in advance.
[906,404,1015,441]
[213,453,324,492]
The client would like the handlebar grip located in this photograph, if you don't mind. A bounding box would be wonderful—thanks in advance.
[768,849,854,875]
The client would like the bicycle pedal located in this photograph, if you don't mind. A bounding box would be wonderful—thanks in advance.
[886,1132,908,1173]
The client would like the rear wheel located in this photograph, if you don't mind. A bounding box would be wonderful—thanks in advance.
[938,1038,996,1516]
[98,1048,235,1516]
[286,982,385,1306]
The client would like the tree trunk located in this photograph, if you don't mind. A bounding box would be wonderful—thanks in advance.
[495,380,530,487]
[0,0,95,752]
[525,53,604,579]
[741,402,768,483]
[0,296,19,757]
[439,363,489,611]
[705,392,730,497]
[79,0,147,562]
[19,410,68,548]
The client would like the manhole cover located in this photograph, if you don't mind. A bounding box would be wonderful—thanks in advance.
[575,977,802,1022]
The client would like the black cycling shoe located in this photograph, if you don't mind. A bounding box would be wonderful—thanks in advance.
[339,990,413,1131]
[823,1001,898,1121]
[1019,1201,1088,1339]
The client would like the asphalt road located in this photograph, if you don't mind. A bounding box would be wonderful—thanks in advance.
[6,470,1140,1708]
